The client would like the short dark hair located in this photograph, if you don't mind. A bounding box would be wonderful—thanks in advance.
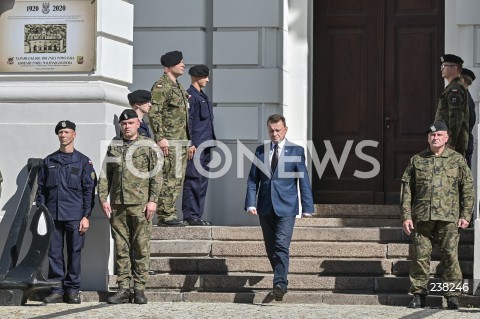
[267,114,286,127]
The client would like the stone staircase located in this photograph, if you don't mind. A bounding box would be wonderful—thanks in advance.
[99,205,478,306]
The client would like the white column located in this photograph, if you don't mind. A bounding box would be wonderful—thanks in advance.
[0,0,133,291]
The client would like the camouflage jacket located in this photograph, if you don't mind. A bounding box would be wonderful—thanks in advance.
[98,136,163,205]
[400,147,474,223]
[434,77,469,155]
[148,73,190,143]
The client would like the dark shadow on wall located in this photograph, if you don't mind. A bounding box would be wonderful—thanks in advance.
[0,164,30,257]
[0,0,14,17]
[113,114,120,137]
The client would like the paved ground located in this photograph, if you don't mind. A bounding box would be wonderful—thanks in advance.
[2,302,480,319]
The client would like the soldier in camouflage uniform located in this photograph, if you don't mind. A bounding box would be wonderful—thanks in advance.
[148,50,190,227]
[400,121,474,310]
[98,109,162,304]
[435,54,469,157]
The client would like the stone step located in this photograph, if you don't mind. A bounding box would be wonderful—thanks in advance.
[387,243,474,260]
[151,241,387,258]
[152,226,473,243]
[150,241,474,259]
[149,257,473,277]
[296,218,400,227]
[108,274,474,294]
[79,291,480,307]
[314,204,400,218]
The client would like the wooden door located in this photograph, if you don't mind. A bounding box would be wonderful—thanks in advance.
[312,0,444,204]
[383,0,444,203]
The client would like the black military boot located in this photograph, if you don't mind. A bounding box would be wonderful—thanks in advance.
[446,296,459,310]
[133,289,148,304]
[66,292,81,304]
[107,289,131,304]
[407,294,426,308]
[43,293,64,304]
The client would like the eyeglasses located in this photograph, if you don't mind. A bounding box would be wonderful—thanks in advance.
[441,64,456,70]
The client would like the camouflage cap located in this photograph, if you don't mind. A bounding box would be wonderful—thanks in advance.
[119,109,138,123]
[55,120,76,134]
[426,121,448,134]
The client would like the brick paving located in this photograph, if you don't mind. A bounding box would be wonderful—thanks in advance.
[1,302,480,319]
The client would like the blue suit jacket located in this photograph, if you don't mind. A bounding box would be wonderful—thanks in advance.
[245,140,314,216]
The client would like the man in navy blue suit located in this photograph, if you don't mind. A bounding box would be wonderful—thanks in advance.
[182,65,216,225]
[245,114,314,301]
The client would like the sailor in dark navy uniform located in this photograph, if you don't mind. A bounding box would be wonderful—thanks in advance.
[128,90,152,138]
[37,120,96,304]
[182,65,216,225]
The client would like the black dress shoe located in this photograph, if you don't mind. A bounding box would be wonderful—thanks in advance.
[407,294,426,308]
[157,219,187,227]
[186,219,212,226]
[133,289,148,304]
[446,296,459,310]
[43,293,64,304]
[273,284,286,301]
[66,292,81,304]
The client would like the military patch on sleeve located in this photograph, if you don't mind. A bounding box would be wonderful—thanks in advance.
[451,89,458,93]
[451,96,458,106]
[91,172,96,180]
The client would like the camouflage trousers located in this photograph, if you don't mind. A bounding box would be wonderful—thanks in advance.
[157,144,187,222]
[111,204,152,290]
[409,220,462,297]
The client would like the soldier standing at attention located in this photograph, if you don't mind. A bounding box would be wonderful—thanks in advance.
[182,65,216,226]
[98,109,162,304]
[148,50,190,227]
[38,120,96,304]
[460,68,476,168]
[435,54,469,156]
[401,121,474,310]
[128,90,152,138]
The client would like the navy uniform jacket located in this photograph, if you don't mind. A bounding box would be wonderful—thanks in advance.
[138,119,151,138]
[37,150,96,221]
[187,85,216,147]
[245,141,314,217]
[467,90,476,157]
